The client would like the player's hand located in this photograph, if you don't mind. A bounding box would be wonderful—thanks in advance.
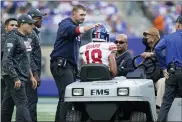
[30,76,37,89]
[141,52,153,59]
[162,69,169,79]
[14,80,21,89]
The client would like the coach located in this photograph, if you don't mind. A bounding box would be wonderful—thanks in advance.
[1,18,17,102]
[50,4,100,122]
[27,8,46,122]
[1,14,37,122]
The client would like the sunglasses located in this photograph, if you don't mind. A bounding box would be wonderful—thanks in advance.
[114,40,125,44]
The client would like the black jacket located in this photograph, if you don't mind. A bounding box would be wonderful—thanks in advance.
[143,57,162,82]
[50,17,81,66]
[143,40,163,82]
[2,29,32,82]
[29,27,42,76]
[1,33,7,61]
[1,30,15,61]
[116,50,134,76]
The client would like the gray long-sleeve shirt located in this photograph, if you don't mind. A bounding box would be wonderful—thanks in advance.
[29,27,42,76]
[2,29,32,82]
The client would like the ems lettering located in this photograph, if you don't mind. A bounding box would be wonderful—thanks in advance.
[91,89,109,95]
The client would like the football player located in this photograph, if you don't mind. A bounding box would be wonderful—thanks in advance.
[80,25,117,77]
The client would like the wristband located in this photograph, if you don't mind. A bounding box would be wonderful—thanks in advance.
[79,27,85,33]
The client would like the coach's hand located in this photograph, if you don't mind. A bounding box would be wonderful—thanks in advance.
[33,73,40,87]
[14,80,21,89]
[30,76,37,89]
[94,23,102,28]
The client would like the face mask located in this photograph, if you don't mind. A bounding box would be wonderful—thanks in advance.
[142,37,149,47]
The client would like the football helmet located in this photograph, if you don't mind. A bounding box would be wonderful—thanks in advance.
[92,25,109,42]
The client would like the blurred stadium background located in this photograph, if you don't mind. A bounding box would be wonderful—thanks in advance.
[1,1,182,121]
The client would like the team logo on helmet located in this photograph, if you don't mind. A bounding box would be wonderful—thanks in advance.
[92,25,109,42]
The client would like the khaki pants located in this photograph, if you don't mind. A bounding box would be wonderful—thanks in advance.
[155,77,166,107]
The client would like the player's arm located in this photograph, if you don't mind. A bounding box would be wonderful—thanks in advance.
[79,54,85,65]
[79,46,86,65]
[108,52,118,77]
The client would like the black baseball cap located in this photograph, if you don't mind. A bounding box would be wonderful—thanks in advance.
[18,14,37,24]
[27,9,47,18]
[176,15,182,24]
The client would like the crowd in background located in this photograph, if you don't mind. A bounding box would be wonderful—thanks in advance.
[140,1,181,34]
[1,1,181,44]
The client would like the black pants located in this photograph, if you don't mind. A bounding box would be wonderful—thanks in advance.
[157,69,182,121]
[50,59,76,122]
[26,82,38,122]
[1,76,32,122]
[1,78,6,102]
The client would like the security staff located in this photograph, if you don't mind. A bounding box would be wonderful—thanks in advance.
[1,14,37,122]
[50,4,101,122]
[155,15,182,122]
[27,8,46,122]
[1,18,18,102]
[115,34,134,76]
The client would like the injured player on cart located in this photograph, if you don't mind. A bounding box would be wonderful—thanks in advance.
[79,25,118,78]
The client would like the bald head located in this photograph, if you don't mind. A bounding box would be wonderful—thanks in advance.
[116,34,128,43]
[115,34,128,54]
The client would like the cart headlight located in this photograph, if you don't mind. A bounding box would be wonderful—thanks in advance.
[117,88,129,96]
[72,88,84,96]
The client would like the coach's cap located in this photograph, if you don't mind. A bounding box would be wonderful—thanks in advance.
[28,9,47,18]
[18,14,37,24]
[143,27,160,39]
[176,15,182,24]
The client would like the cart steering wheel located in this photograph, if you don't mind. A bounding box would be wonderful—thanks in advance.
[132,55,156,75]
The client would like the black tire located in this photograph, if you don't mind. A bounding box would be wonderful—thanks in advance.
[66,110,82,122]
[130,111,147,121]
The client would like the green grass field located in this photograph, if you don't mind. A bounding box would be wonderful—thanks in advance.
[12,97,58,121]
